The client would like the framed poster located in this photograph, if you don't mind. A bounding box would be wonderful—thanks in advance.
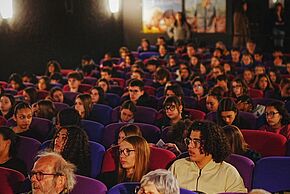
[142,0,182,33]
[185,0,226,33]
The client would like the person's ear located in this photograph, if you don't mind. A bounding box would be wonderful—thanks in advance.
[56,175,66,192]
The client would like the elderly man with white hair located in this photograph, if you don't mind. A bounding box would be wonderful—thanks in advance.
[29,151,76,194]
[136,169,180,194]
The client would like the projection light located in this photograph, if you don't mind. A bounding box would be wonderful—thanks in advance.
[109,0,120,13]
[0,0,13,19]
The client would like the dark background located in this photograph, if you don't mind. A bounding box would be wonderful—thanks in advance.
[0,0,289,80]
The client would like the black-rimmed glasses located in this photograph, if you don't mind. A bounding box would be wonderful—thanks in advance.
[118,148,135,156]
[265,111,279,117]
[29,171,63,181]
[184,137,202,148]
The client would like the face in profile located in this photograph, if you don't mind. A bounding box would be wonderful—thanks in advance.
[119,140,135,171]
[137,182,161,194]
[117,131,126,145]
[54,128,68,154]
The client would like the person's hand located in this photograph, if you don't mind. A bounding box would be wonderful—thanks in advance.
[164,143,181,155]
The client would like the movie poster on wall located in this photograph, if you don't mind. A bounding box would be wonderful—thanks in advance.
[142,0,182,33]
[185,0,226,33]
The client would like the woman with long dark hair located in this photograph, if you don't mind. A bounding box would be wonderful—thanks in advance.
[167,12,191,43]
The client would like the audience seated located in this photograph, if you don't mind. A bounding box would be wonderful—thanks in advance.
[169,120,247,193]
[223,125,261,163]
[259,101,290,139]
[99,135,150,189]
[32,99,56,121]
[137,169,180,194]
[0,94,15,120]
[118,100,137,123]
[0,127,27,176]
[50,125,91,176]
[29,151,76,194]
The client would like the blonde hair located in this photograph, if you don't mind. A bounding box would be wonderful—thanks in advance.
[118,136,150,183]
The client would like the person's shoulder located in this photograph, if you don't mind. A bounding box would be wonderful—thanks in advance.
[220,161,241,175]
[171,157,192,167]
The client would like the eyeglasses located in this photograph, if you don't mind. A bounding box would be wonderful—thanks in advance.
[184,137,202,148]
[29,171,63,181]
[134,186,156,194]
[193,85,203,89]
[265,112,279,117]
[118,148,135,156]
[232,84,242,89]
[164,104,176,111]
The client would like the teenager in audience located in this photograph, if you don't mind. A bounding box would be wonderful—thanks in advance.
[67,72,82,93]
[119,100,137,123]
[97,78,110,93]
[155,96,184,129]
[123,79,157,109]
[138,38,152,53]
[152,67,171,89]
[90,86,107,105]
[22,72,37,84]
[45,60,61,77]
[37,76,51,91]
[203,86,223,113]
[23,87,38,105]
[74,94,93,120]
[48,87,64,103]
[217,97,252,129]
[12,102,42,141]
[223,125,261,163]
[116,124,142,145]
[242,68,255,86]
[259,101,290,139]
[191,77,206,102]
[236,95,265,117]
[254,74,274,96]
[137,169,180,194]
[169,120,247,193]
[0,126,27,176]
[230,78,248,99]
[0,94,15,120]
[55,108,81,129]
[50,125,91,176]
[33,100,56,121]
[8,73,25,91]
[100,135,150,189]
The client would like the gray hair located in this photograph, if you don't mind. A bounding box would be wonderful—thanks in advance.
[140,169,180,194]
[248,189,271,194]
[36,151,76,192]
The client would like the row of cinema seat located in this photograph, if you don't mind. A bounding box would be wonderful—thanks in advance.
[2,154,290,194]
[11,128,290,181]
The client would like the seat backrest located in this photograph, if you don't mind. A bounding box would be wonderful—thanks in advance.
[105,93,121,108]
[143,85,156,96]
[247,88,263,98]
[225,154,255,191]
[112,106,158,124]
[37,90,49,100]
[252,157,290,193]
[241,130,287,156]
[138,52,159,60]
[107,182,139,194]
[70,175,107,194]
[206,111,257,129]
[103,123,160,148]
[89,141,105,178]
[111,78,125,88]
[0,167,26,194]
[7,117,53,143]
[63,91,80,103]
[90,104,113,125]
[16,136,41,173]
[149,146,176,170]
[53,102,70,113]
[83,76,98,85]
[183,96,198,109]
[81,120,105,144]
[184,108,206,120]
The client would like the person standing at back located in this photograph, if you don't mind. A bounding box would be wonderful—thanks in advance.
[233,1,250,49]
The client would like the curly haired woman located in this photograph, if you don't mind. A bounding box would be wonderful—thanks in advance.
[50,125,91,176]
[169,120,247,193]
